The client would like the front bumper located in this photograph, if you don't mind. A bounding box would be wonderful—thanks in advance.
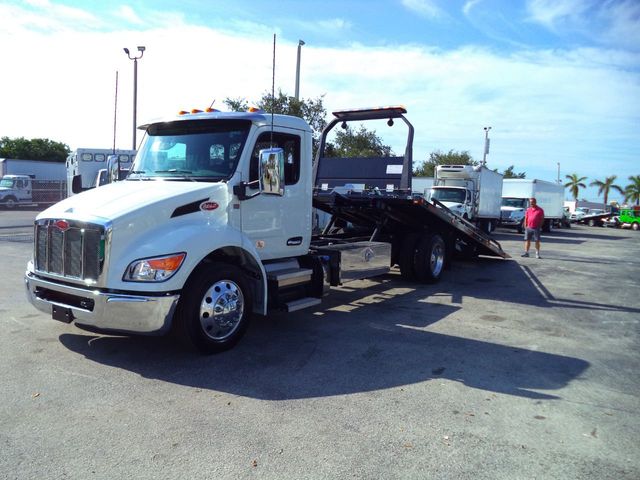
[25,271,180,335]
[499,218,523,226]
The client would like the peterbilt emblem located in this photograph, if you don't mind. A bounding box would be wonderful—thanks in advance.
[200,201,219,211]
[54,220,70,231]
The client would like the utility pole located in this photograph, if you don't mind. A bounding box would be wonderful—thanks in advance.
[482,126,491,166]
[294,40,305,100]
[123,46,146,150]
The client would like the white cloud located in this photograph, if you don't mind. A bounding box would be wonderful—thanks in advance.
[0,1,637,198]
[527,0,640,50]
[401,0,446,19]
[115,5,145,26]
[463,0,483,16]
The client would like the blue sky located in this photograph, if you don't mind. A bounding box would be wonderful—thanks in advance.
[1,0,638,202]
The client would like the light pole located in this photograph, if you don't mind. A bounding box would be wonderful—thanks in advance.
[294,40,305,100]
[482,126,491,166]
[557,162,560,183]
[123,46,145,150]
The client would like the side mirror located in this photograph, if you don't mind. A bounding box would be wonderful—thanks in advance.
[71,174,83,194]
[107,155,119,184]
[259,148,285,196]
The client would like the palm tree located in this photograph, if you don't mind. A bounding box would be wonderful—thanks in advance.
[589,175,624,207]
[624,175,640,206]
[564,173,587,201]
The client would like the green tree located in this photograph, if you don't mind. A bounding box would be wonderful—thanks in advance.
[225,90,328,155]
[589,175,624,206]
[222,97,249,112]
[564,173,588,201]
[0,136,70,163]
[501,165,526,179]
[324,124,393,158]
[623,175,640,206]
[413,149,477,177]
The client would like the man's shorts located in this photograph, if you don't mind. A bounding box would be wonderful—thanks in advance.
[524,227,541,241]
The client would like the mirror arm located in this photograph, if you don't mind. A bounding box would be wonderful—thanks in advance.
[233,180,261,201]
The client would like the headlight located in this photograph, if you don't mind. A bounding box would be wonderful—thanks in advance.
[123,253,186,282]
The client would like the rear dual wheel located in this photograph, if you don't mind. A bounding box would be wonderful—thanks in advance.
[399,233,446,283]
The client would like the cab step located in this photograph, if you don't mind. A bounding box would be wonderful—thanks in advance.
[285,297,322,312]
[267,267,313,288]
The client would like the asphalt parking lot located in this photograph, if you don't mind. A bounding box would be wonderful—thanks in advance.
[1,215,639,479]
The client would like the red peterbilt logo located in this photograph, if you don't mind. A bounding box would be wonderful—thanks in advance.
[200,201,219,211]
[54,219,70,231]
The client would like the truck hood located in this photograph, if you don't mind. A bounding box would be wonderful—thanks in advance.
[501,206,524,212]
[38,180,228,223]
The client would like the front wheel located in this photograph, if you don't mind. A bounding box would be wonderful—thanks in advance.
[174,262,252,354]
[632,222,640,231]
[3,196,17,209]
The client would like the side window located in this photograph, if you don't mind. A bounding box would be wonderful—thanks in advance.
[249,132,300,188]
[95,153,106,162]
[17,179,24,188]
[81,153,93,162]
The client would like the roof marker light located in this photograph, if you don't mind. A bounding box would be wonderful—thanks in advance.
[178,110,189,115]
[191,109,203,114]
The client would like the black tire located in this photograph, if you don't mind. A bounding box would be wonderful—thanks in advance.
[588,219,596,227]
[414,234,446,283]
[174,262,252,354]
[3,196,17,209]
[399,233,420,281]
[517,221,524,234]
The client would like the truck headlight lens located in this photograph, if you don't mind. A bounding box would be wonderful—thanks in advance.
[124,253,186,282]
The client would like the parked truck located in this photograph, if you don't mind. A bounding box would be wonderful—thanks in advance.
[0,158,66,208]
[25,106,508,354]
[500,179,565,232]
[428,165,503,233]
[66,148,136,196]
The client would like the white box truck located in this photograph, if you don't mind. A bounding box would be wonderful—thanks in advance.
[0,159,66,208]
[429,165,503,233]
[500,179,566,232]
[66,148,136,196]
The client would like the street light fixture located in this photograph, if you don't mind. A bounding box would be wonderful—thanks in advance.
[294,40,305,100]
[123,46,146,150]
[482,126,491,166]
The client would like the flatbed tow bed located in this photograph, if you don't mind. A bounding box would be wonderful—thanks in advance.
[310,106,508,284]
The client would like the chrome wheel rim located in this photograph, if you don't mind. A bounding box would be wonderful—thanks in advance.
[430,242,444,277]
[199,280,244,341]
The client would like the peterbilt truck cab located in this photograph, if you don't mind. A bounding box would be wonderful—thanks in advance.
[26,110,314,353]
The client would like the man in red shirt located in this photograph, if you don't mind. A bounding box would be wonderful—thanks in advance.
[522,197,545,259]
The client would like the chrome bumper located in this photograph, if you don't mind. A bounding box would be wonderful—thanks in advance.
[499,218,522,226]
[24,271,180,335]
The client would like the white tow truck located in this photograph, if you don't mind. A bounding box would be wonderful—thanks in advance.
[25,106,508,354]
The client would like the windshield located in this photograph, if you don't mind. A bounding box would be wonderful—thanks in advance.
[0,178,14,188]
[502,197,527,208]
[430,187,467,203]
[129,119,251,181]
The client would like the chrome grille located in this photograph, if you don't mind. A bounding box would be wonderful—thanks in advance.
[34,220,105,281]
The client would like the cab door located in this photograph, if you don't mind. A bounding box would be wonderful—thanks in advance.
[240,128,311,260]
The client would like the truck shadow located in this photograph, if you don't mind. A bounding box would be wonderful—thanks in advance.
[58,266,591,401]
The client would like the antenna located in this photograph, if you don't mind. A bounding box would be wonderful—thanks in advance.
[209,99,216,109]
[271,33,276,147]
[112,70,118,154]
